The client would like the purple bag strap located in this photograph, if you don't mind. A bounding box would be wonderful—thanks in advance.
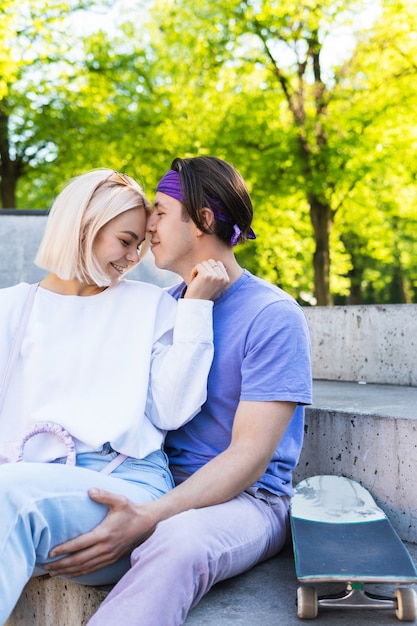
[0,283,38,417]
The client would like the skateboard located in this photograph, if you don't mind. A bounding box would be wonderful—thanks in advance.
[290,475,417,621]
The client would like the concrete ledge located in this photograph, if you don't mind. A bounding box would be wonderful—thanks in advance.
[8,542,417,626]
[295,380,417,543]
[5,576,109,626]
[0,212,179,289]
[186,541,417,625]
[304,305,417,386]
[8,381,417,623]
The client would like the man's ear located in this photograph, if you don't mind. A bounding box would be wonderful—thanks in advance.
[198,207,215,231]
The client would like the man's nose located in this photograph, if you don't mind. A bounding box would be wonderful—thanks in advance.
[146,214,156,231]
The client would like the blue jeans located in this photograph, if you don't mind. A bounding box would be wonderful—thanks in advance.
[0,447,173,624]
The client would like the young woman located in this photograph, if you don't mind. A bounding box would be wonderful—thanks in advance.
[0,168,229,623]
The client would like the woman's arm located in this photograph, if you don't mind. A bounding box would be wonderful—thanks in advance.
[147,260,229,430]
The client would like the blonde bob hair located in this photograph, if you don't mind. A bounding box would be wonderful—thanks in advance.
[35,169,151,286]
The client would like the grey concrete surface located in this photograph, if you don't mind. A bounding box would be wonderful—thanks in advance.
[296,381,417,543]
[4,212,417,385]
[308,380,417,420]
[0,212,179,289]
[8,541,417,626]
[185,541,417,625]
[6,577,108,625]
[304,305,417,386]
[0,212,48,288]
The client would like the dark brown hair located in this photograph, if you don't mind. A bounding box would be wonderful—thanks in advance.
[170,156,254,246]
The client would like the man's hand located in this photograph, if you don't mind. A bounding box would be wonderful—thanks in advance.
[43,402,296,579]
[43,489,153,578]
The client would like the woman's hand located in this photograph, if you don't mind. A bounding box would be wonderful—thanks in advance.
[185,259,229,301]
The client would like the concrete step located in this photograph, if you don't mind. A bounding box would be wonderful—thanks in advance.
[8,379,417,624]
[6,578,108,625]
[8,541,417,625]
[186,541,417,625]
[297,380,417,543]
[303,304,417,387]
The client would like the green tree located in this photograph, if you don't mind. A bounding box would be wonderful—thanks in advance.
[4,0,417,304]
[144,0,417,304]
[0,0,111,208]
[332,0,417,303]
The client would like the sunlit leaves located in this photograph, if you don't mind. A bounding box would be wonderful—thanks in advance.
[2,0,417,302]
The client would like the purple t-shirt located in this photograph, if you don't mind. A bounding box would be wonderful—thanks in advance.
[165,270,312,497]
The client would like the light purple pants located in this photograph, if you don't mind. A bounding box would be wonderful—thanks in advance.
[88,478,290,626]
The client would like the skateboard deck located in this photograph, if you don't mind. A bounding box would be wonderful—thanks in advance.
[290,475,417,620]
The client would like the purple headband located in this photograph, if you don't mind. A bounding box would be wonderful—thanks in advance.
[155,169,184,203]
[156,169,256,246]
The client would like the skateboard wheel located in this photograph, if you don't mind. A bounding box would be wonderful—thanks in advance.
[297,585,318,619]
[395,587,417,621]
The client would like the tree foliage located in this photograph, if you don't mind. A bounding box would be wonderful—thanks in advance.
[1,0,416,305]
[0,0,115,206]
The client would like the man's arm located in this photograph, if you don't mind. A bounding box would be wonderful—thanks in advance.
[45,399,296,578]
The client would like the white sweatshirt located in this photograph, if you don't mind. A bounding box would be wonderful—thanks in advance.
[0,280,213,462]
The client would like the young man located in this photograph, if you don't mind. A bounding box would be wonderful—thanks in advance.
[46,156,312,625]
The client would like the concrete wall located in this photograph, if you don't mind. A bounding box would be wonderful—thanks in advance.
[297,408,417,543]
[0,212,179,289]
[304,304,417,386]
[295,380,417,543]
[6,575,108,625]
[2,213,416,386]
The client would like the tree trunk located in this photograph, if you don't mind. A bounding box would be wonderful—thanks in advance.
[0,109,18,209]
[348,271,363,305]
[308,193,333,305]
[297,131,333,306]
[390,261,411,303]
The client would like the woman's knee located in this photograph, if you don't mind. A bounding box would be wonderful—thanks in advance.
[0,463,41,504]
